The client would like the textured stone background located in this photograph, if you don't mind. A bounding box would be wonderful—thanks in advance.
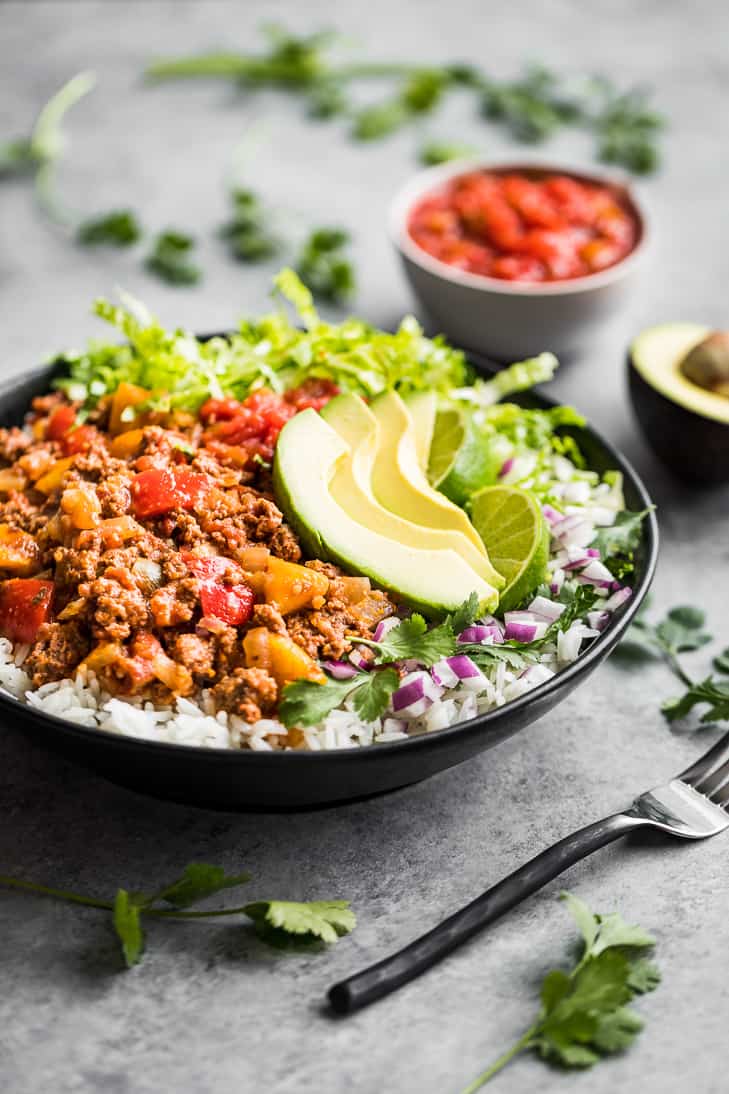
[1,2,729,1092]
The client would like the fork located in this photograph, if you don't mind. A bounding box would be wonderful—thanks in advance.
[328,730,729,1015]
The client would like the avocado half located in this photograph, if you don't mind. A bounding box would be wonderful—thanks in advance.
[628,323,729,483]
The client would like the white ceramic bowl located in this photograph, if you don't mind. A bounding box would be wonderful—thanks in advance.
[390,160,648,362]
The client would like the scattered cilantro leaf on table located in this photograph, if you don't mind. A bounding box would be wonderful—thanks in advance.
[591,507,653,560]
[461,891,659,1090]
[0,864,354,969]
[714,648,729,675]
[218,188,280,262]
[145,230,202,285]
[418,140,480,166]
[662,677,729,725]
[243,900,356,945]
[77,209,142,247]
[295,227,355,303]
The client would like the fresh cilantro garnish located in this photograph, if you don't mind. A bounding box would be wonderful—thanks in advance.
[146,29,662,174]
[418,140,480,166]
[0,72,96,224]
[145,230,201,285]
[462,891,659,1089]
[662,677,729,725]
[351,666,400,722]
[295,227,355,303]
[279,666,400,728]
[0,863,354,968]
[591,507,653,561]
[77,209,142,247]
[367,614,456,666]
[243,900,356,945]
[714,648,729,675]
[219,188,280,262]
[445,591,482,636]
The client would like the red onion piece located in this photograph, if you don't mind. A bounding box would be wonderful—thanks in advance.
[323,660,359,680]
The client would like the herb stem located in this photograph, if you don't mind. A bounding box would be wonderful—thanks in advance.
[460,1028,537,1092]
[0,875,113,911]
[664,651,694,689]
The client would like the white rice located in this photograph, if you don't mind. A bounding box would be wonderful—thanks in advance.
[0,455,628,752]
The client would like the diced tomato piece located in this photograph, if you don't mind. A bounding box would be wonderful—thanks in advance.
[46,405,76,441]
[131,468,210,519]
[0,578,54,643]
[199,398,243,424]
[173,469,211,509]
[501,175,563,229]
[285,379,340,413]
[62,425,98,455]
[181,550,237,582]
[490,254,546,281]
[199,581,254,626]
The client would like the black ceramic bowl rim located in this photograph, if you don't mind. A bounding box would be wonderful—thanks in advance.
[0,358,658,769]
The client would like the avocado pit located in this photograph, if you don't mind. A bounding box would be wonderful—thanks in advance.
[680,331,729,399]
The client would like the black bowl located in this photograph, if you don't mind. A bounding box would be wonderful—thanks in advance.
[0,359,658,810]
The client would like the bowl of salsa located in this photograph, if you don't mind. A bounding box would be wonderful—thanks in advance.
[391,161,647,361]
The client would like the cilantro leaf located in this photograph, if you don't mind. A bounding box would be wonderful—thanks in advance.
[145,230,201,285]
[113,889,145,968]
[655,606,713,654]
[369,614,457,667]
[418,140,479,166]
[662,676,729,724]
[158,863,251,909]
[446,591,481,636]
[714,648,729,674]
[243,899,356,944]
[591,507,653,560]
[278,676,360,728]
[462,892,659,1089]
[295,227,355,304]
[77,209,142,247]
[219,188,280,262]
[627,959,661,994]
[352,667,400,723]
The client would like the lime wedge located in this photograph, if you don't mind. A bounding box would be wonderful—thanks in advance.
[468,484,550,611]
[427,408,504,506]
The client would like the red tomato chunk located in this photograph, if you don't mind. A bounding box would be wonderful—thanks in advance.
[131,468,211,519]
[408,171,637,283]
[199,582,254,626]
[0,578,54,643]
[46,405,76,441]
[200,381,339,465]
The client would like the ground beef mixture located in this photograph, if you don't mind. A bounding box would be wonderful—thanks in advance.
[0,386,396,722]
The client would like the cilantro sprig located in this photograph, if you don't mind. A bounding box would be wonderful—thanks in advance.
[615,602,729,727]
[0,863,355,968]
[462,892,659,1090]
[219,188,280,262]
[144,229,202,285]
[295,227,355,304]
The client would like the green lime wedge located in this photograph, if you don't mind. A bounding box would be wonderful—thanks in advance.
[468,484,550,611]
[427,408,504,506]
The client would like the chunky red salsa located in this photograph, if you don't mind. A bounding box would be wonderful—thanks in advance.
[408,170,638,283]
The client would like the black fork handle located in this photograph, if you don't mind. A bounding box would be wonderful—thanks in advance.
[328,810,642,1015]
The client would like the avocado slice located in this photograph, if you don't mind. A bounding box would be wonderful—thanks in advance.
[273,409,501,616]
[368,391,501,565]
[628,322,729,483]
[320,394,502,590]
[402,390,437,469]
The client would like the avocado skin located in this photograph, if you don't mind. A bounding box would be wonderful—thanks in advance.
[628,353,729,484]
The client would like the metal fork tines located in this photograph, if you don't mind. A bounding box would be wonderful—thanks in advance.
[329,729,729,1015]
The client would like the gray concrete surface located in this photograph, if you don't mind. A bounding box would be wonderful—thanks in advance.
[1,2,729,1092]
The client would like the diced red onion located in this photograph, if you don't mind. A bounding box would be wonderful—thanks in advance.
[348,646,371,671]
[602,586,632,611]
[580,560,615,585]
[498,457,514,479]
[504,619,548,642]
[587,610,610,632]
[381,717,407,735]
[392,671,443,717]
[550,573,564,595]
[458,623,504,645]
[542,504,563,526]
[562,481,592,504]
[528,595,566,623]
[519,663,556,686]
[551,514,595,548]
[373,616,399,642]
[444,654,487,692]
[431,659,460,688]
[323,660,358,680]
[587,547,600,558]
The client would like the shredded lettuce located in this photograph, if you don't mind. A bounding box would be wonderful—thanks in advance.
[54,269,470,411]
